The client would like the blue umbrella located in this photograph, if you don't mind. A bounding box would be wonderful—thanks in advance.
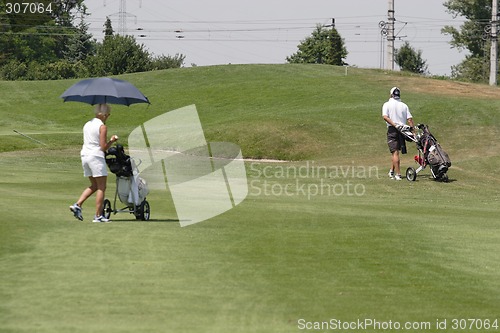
[60,77,150,106]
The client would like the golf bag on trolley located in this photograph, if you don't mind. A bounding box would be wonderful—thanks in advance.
[399,124,451,182]
[104,144,151,220]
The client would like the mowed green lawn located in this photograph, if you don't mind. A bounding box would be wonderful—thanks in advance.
[1,64,500,333]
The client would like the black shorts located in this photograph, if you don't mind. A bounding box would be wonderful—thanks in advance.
[387,126,403,153]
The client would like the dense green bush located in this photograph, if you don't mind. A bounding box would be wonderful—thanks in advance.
[0,60,90,80]
[0,36,185,80]
[148,54,186,71]
[0,61,28,80]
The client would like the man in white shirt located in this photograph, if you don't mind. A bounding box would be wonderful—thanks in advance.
[382,87,414,180]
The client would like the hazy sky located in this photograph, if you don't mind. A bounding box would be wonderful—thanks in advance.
[83,0,468,75]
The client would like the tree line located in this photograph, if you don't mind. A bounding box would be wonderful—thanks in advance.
[286,24,428,75]
[0,0,494,83]
[0,0,184,80]
[287,0,497,83]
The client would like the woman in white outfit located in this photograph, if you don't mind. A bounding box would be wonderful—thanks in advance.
[70,104,119,222]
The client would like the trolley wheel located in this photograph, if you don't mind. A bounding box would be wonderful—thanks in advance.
[441,173,449,182]
[135,200,151,221]
[406,167,417,181]
[103,199,112,219]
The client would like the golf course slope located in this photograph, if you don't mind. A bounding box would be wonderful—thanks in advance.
[1,64,499,333]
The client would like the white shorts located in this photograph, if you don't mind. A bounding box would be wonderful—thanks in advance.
[81,155,108,177]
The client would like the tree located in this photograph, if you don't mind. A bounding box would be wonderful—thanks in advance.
[442,0,492,81]
[50,1,89,60]
[86,18,184,75]
[451,55,488,82]
[286,24,348,66]
[0,6,185,80]
[1,26,59,64]
[103,17,114,38]
[86,34,151,76]
[0,0,88,66]
[63,18,96,63]
[51,0,88,27]
[395,41,428,74]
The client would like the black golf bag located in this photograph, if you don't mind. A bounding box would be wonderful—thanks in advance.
[402,124,451,182]
[106,144,133,177]
[416,124,451,180]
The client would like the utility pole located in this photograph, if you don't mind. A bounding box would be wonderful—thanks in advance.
[108,0,140,36]
[119,0,126,35]
[490,0,498,86]
[386,0,395,70]
[325,18,335,28]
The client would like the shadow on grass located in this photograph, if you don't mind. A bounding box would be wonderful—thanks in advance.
[410,173,457,183]
[108,218,180,223]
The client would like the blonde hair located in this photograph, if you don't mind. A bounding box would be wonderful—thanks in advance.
[94,103,111,116]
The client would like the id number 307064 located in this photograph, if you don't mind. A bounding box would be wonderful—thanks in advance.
[5,2,53,14]
[451,318,498,330]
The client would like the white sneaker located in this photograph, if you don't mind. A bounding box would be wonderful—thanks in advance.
[388,170,394,179]
[93,215,111,223]
[69,203,83,221]
[394,174,402,181]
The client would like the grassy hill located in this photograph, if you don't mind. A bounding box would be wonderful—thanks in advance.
[1,64,499,333]
[2,64,499,161]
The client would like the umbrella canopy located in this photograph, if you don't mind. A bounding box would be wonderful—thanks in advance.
[60,77,150,106]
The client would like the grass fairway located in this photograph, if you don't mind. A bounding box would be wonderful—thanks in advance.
[1,64,500,332]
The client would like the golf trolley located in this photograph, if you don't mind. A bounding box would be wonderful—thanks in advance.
[103,144,151,221]
[399,124,451,182]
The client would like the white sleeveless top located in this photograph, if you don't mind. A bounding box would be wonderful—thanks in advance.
[81,118,105,157]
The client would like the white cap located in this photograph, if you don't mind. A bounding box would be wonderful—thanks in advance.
[390,87,401,97]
